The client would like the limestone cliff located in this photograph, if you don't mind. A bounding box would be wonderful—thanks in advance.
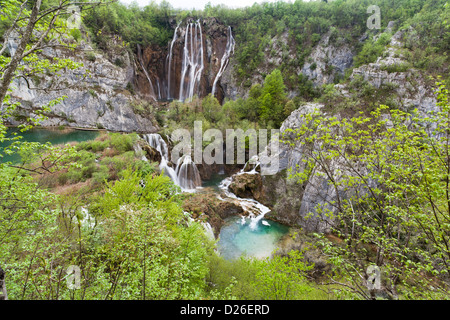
[8,37,159,133]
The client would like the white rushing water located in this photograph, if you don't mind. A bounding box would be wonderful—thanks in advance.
[179,20,204,102]
[218,161,271,231]
[137,44,157,101]
[211,26,235,97]
[202,221,215,240]
[166,21,181,99]
[143,133,201,192]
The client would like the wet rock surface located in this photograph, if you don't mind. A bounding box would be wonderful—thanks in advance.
[182,191,244,238]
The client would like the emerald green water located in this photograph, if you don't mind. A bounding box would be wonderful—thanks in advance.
[217,216,289,260]
[0,128,99,163]
[202,172,227,191]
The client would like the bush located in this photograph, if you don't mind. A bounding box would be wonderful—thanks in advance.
[86,51,96,62]
[380,62,411,73]
[354,33,391,67]
[109,133,136,153]
[76,140,109,152]
[114,57,125,68]
[92,165,110,185]
[70,28,82,42]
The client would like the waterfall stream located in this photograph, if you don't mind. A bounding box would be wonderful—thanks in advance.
[179,20,204,102]
[137,44,157,101]
[143,133,202,191]
[218,160,271,231]
[211,26,235,97]
[167,22,181,100]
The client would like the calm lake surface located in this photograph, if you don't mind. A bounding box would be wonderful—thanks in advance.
[0,128,99,163]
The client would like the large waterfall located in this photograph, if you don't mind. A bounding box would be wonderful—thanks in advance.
[211,26,235,97]
[140,20,234,102]
[179,20,205,102]
[166,22,181,100]
[143,133,202,191]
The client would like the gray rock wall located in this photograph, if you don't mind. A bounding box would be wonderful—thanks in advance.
[8,41,158,133]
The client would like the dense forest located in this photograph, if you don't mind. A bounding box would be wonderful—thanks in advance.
[1,0,450,302]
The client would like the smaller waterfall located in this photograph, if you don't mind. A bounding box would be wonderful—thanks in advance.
[211,26,235,97]
[143,134,202,191]
[175,154,202,190]
[202,221,215,240]
[143,134,177,182]
[240,155,260,175]
[179,20,204,102]
[137,44,157,101]
[218,175,271,231]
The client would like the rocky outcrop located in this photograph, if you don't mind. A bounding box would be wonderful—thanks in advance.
[301,30,354,86]
[142,144,162,163]
[228,173,265,204]
[182,191,244,237]
[8,38,159,133]
[257,102,337,232]
[349,28,437,115]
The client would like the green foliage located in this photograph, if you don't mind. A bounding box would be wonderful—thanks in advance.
[354,33,392,67]
[69,28,82,42]
[258,69,287,127]
[285,82,450,299]
[85,51,96,62]
[109,132,137,153]
[207,250,327,299]
[83,1,174,49]
[380,62,412,73]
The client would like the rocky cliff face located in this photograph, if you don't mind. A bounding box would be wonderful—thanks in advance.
[249,26,439,233]
[348,28,437,116]
[220,28,356,100]
[8,37,159,133]
[258,103,337,233]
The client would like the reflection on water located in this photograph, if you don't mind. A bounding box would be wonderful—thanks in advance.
[202,172,226,191]
[0,128,99,163]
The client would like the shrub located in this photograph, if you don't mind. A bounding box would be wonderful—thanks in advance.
[92,165,110,185]
[109,133,136,153]
[114,57,125,68]
[70,28,82,42]
[86,51,96,62]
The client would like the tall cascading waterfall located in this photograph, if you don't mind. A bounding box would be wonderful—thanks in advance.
[137,44,157,101]
[143,134,202,191]
[138,20,235,102]
[179,20,204,102]
[166,22,181,100]
[211,26,235,97]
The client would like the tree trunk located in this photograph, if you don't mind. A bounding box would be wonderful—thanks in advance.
[0,0,42,105]
[0,266,7,300]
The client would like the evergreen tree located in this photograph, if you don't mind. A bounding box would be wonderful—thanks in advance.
[258,69,287,127]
